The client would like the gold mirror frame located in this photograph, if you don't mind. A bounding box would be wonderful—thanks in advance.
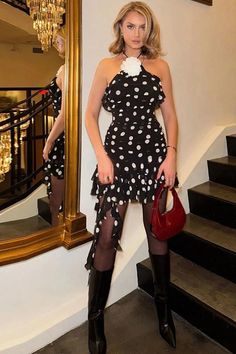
[0,0,92,266]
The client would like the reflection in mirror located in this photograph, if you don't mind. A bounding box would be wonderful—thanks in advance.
[0,0,91,265]
[0,1,64,241]
[42,27,66,227]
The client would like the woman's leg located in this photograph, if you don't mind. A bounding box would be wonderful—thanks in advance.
[93,201,128,271]
[88,200,128,354]
[142,189,168,255]
[49,176,64,226]
[142,189,176,348]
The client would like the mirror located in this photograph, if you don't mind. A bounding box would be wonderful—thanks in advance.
[0,0,92,265]
[0,1,64,238]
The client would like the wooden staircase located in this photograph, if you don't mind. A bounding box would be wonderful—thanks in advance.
[137,134,236,353]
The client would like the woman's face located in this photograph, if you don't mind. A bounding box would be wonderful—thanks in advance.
[55,35,65,55]
[120,11,146,51]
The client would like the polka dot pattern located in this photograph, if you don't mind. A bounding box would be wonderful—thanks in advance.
[44,77,65,201]
[93,65,167,202]
[86,65,167,270]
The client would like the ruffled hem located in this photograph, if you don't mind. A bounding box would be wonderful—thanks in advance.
[44,132,65,196]
[84,166,164,270]
[85,195,124,270]
[90,164,164,204]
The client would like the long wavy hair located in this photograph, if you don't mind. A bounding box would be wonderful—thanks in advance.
[109,1,163,59]
[53,26,66,58]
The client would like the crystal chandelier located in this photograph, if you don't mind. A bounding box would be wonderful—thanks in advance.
[0,114,12,183]
[0,111,32,183]
[26,0,66,51]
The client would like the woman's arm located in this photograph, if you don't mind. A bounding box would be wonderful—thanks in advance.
[43,66,65,161]
[156,60,178,188]
[85,59,115,184]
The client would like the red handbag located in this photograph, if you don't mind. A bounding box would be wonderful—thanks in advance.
[150,184,186,241]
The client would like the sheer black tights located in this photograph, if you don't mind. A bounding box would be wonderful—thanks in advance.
[93,188,168,271]
[93,201,128,271]
[142,188,168,256]
[49,176,64,226]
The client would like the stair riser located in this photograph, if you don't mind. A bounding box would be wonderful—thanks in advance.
[188,190,236,229]
[208,161,236,188]
[169,233,236,283]
[137,263,236,354]
[226,135,236,157]
[38,199,51,224]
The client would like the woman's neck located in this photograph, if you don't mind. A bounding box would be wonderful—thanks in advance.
[123,47,142,58]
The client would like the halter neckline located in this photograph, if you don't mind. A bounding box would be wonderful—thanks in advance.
[123,51,142,59]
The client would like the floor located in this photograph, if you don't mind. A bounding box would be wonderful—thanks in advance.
[0,215,50,241]
[34,289,231,354]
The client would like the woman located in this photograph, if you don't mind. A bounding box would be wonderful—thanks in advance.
[85,2,178,353]
[43,27,65,226]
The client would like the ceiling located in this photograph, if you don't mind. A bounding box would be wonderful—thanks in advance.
[0,1,38,45]
[1,0,29,14]
[0,19,38,45]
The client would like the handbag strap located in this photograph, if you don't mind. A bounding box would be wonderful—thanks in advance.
[153,184,181,215]
[153,184,166,210]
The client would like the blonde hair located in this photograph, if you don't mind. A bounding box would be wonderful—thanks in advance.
[109,1,162,59]
[53,26,66,58]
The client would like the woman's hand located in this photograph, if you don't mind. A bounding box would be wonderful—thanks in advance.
[156,153,176,189]
[97,153,114,184]
[43,140,54,161]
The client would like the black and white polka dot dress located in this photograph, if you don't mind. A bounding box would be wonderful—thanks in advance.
[85,64,167,270]
[44,77,65,197]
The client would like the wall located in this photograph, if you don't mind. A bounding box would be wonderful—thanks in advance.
[0,1,62,87]
[80,0,236,232]
[0,43,63,88]
[0,0,235,353]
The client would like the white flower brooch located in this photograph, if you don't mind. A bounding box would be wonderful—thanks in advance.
[120,57,142,77]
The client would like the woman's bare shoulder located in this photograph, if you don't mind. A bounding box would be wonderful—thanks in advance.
[56,64,65,77]
[95,56,121,83]
[97,56,120,69]
[151,57,170,80]
[154,57,169,71]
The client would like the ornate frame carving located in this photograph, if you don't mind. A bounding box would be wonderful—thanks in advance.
[0,0,92,266]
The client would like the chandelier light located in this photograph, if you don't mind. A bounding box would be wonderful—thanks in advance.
[0,111,32,183]
[0,114,12,183]
[26,0,66,51]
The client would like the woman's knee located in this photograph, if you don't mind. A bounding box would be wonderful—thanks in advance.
[97,236,114,251]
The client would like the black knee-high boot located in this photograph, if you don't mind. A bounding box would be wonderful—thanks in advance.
[88,267,113,354]
[149,252,176,348]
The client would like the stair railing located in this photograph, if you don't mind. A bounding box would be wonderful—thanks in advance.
[1,0,29,14]
[0,86,53,210]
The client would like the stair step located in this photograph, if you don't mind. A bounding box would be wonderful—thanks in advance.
[37,196,51,224]
[208,156,236,188]
[137,252,236,353]
[0,215,50,241]
[227,134,236,157]
[169,213,236,283]
[188,181,236,228]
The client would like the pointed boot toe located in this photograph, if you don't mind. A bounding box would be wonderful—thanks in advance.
[149,253,177,348]
[160,323,176,348]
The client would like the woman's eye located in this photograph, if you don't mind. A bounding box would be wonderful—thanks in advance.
[127,25,133,29]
